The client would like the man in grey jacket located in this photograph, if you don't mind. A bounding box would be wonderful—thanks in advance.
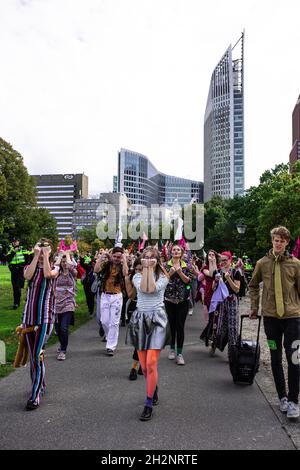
[249,226,300,419]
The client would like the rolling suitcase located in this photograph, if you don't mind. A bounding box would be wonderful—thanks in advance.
[230,314,261,385]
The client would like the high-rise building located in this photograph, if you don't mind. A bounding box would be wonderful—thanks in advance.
[118,148,203,208]
[204,32,245,202]
[73,192,130,236]
[31,173,88,238]
[289,95,300,169]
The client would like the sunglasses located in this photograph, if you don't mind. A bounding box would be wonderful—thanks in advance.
[37,242,50,247]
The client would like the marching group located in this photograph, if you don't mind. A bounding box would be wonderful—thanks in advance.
[4,225,300,421]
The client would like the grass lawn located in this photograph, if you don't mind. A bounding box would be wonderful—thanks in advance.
[0,265,91,379]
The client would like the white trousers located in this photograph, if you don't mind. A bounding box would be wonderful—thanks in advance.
[100,293,123,351]
[96,291,102,326]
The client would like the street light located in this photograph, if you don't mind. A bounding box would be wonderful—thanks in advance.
[236,221,247,258]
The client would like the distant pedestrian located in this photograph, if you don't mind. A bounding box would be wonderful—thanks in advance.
[249,226,300,419]
[6,238,33,309]
[80,254,96,317]
[126,246,170,421]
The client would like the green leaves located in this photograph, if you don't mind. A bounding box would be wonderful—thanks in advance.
[0,137,58,247]
[204,162,300,260]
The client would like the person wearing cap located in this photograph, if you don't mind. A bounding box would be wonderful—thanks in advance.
[6,238,33,309]
[249,226,300,419]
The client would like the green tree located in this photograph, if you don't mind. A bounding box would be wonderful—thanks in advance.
[0,137,58,249]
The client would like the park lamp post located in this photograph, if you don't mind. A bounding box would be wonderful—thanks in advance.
[236,221,247,258]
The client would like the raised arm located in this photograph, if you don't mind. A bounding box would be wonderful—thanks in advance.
[24,245,41,281]
[43,246,59,279]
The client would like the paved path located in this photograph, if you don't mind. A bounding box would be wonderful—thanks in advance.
[0,304,296,450]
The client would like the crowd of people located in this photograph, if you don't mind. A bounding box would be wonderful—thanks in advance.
[4,225,300,421]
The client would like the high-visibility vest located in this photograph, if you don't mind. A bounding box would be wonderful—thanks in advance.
[8,246,28,266]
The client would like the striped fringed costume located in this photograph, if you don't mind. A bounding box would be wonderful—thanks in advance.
[201,295,239,360]
[22,267,55,405]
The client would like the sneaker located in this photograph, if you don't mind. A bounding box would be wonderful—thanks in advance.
[106,349,114,356]
[129,368,137,381]
[287,401,300,419]
[279,397,289,413]
[57,351,66,361]
[26,399,39,411]
[152,386,159,406]
[176,354,185,365]
[139,405,153,421]
[168,349,176,360]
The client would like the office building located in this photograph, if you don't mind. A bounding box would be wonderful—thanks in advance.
[118,148,203,208]
[289,95,300,169]
[204,32,245,201]
[32,173,88,238]
[73,192,130,236]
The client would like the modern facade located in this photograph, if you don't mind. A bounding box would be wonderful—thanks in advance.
[32,174,88,238]
[289,95,300,169]
[113,176,118,193]
[73,192,130,237]
[118,148,203,208]
[204,32,245,202]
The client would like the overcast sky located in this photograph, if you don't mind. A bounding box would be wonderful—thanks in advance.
[1,0,299,195]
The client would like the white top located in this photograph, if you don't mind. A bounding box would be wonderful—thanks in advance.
[133,273,169,311]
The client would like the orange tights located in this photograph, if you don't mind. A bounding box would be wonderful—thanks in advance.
[137,349,160,398]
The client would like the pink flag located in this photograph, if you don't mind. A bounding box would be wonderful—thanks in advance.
[178,236,187,250]
[58,239,78,252]
[139,232,148,251]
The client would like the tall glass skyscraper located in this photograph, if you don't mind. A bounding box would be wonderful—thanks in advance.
[118,148,203,207]
[204,33,245,202]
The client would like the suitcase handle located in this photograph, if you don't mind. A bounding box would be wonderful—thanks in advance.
[239,314,261,356]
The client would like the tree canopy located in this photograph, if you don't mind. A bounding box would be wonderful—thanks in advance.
[0,137,58,249]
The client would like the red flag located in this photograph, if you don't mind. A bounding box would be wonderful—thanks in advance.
[139,232,148,251]
[127,241,135,254]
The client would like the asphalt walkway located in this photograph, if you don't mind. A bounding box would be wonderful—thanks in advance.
[0,303,296,450]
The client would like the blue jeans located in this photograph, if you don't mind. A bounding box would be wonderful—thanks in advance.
[55,311,74,352]
[264,316,300,403]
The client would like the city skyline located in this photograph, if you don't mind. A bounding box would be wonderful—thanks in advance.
[1,1,300,194]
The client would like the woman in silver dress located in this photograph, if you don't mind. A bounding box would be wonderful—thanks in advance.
[126,246,170,421]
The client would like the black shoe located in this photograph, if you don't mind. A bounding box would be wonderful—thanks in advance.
[138,365,143,376]
[140,405,153,421]
[99,325,105,337]
[152,386,159,406]
[26,399,39,411]
[129,368,137,381]
[106,349,114,356]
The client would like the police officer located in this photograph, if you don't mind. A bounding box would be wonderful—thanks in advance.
[6,238,33,309]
